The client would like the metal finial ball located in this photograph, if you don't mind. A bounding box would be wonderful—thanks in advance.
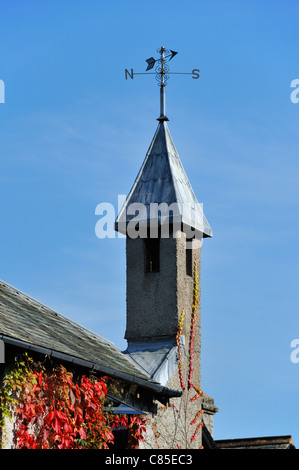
[157,47,169,56]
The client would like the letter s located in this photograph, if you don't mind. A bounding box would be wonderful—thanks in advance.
[192,69,200,79]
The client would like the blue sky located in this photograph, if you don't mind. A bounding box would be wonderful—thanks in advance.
[1,0,299,445]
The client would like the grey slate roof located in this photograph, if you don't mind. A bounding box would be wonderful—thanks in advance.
[115,121,212,238]
[0,280,181,398]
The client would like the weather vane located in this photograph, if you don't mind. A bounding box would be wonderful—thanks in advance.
[125,46,200,122]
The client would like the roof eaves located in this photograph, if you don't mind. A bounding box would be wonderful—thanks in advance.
[0,334,182,400]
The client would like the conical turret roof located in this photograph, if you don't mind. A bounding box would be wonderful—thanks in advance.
[115,121,212,238]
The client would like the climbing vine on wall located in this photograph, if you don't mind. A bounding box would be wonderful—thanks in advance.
[176,308,186,392]
[148,256,205,448]
[174,256,204,444]
[187,256,205,442]
[0,354,146,449]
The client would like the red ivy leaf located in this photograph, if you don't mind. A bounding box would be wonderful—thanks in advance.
[79,427,86,440]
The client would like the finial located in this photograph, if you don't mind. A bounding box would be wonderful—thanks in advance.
[146,47,178,122]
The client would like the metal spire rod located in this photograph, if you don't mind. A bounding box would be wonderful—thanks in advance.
[152,46,177,122]
[159,46,167,122]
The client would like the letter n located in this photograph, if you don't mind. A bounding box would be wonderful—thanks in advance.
[125,69,134,80]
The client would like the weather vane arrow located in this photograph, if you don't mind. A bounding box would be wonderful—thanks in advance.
[146,49,178,71]
[125,46,200,122]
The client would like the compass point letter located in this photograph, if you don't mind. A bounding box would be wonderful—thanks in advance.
[125,69,134,80]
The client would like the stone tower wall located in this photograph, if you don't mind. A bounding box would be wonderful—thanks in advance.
[125,234,178,340]
[126,229,205,448]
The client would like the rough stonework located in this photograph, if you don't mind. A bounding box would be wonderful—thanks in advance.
[125,229,217,448]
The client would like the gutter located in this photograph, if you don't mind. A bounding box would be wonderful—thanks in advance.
[0,334,182,399]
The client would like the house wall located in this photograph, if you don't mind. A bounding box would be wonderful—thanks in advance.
[0,345,21,449]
